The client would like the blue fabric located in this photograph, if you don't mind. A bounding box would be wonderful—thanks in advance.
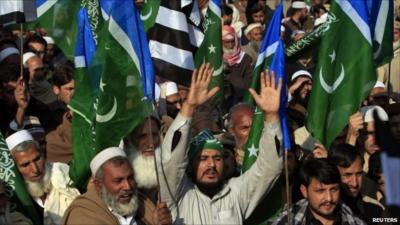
[75,8,96,67]
[259,2,291,150]
[100,0,155,101]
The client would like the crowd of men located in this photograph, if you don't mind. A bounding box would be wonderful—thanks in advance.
[1,0,400,224]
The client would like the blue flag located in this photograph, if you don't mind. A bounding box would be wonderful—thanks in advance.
[99,0,154,100]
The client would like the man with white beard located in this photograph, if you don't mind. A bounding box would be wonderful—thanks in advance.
[61,147,172,225]
[5,130,80,225]
[124,116,163,224]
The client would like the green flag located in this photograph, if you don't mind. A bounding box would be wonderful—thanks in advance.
[140,0,161,31]
[194,0,223,103]
[0,133,41,225]
[306,0,376,148]
[68,0,153,190]
[370,0,394,67]
[242,3,287,224]
[67,1,104,190]
[94,3,153,151]
[28,0,81,60]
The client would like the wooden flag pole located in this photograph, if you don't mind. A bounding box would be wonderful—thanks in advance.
[284,149,293,225]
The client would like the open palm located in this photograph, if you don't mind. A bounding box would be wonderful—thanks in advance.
[249,70,282,115]
[186,63,219,107]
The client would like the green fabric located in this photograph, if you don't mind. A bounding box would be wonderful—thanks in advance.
[68,3,152,190]
[26,0,81,60]
[189,129,224,160]
[140,0,161,31]
[0,133,41,224]
[306,2,376,148]
[194,1,223,104]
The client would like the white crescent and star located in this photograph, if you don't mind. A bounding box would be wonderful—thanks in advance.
[96,78,118,123]
[319,50,345,94]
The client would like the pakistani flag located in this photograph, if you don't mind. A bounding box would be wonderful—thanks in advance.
[69,0,153,189]
[241,2,289,224]
[307,0,376,148]
[194,0,223,103]
[0,133,41,225]
[368,0,393,67]
[94,0,154,150]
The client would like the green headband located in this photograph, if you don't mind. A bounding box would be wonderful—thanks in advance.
[189,129,224,160]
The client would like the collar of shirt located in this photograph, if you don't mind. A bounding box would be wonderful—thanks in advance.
[305,206,341,225]
[108,206,137,225]
[34,197,44,208]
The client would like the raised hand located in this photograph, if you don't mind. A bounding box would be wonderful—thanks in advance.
[181,63,219,117]
[14,76,29,127]
[14,76,29,110]
[248,70,282,122]
[346,111,363,146]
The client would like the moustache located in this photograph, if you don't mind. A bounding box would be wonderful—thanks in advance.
[118,190,134,197]
[319,201,336,208]
[203,168,219,176]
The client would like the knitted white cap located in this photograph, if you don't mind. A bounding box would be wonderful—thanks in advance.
[244,23,262,37]
[291,70,312,81]
[360,105,389,123]
[292,1,307,9]
[90,147,127,175]
[5,130,34,151]
[165,81,178,97]
[22,52,37,68]
[43,36,55,45]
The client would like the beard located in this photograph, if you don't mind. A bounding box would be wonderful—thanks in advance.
[223,47,236,55]
[101,186,139,217]
[129,147,160,189]
[25,163,52,199]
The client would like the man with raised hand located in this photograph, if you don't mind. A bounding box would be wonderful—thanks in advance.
[159,68,283,224]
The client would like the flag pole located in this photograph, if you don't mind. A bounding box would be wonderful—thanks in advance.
[284,149,293,225]
[19,23,24,78]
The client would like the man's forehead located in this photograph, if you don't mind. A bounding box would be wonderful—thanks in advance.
[103,160,132,176]
[13,147,41,162]
[309,178,339,188]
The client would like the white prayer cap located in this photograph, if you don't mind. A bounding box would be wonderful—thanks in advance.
[361,105,389,123]
[23,52,37,68]
[154,83,161,103]
[291,70,312,81]
[5,130,34,151]
[373,81,385,89]
[90,147,127,175]
[244,23,262,37]
[165,81,178,97]
[0,47,19,62]
[43,36,55,45]
[292,1,307,9]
